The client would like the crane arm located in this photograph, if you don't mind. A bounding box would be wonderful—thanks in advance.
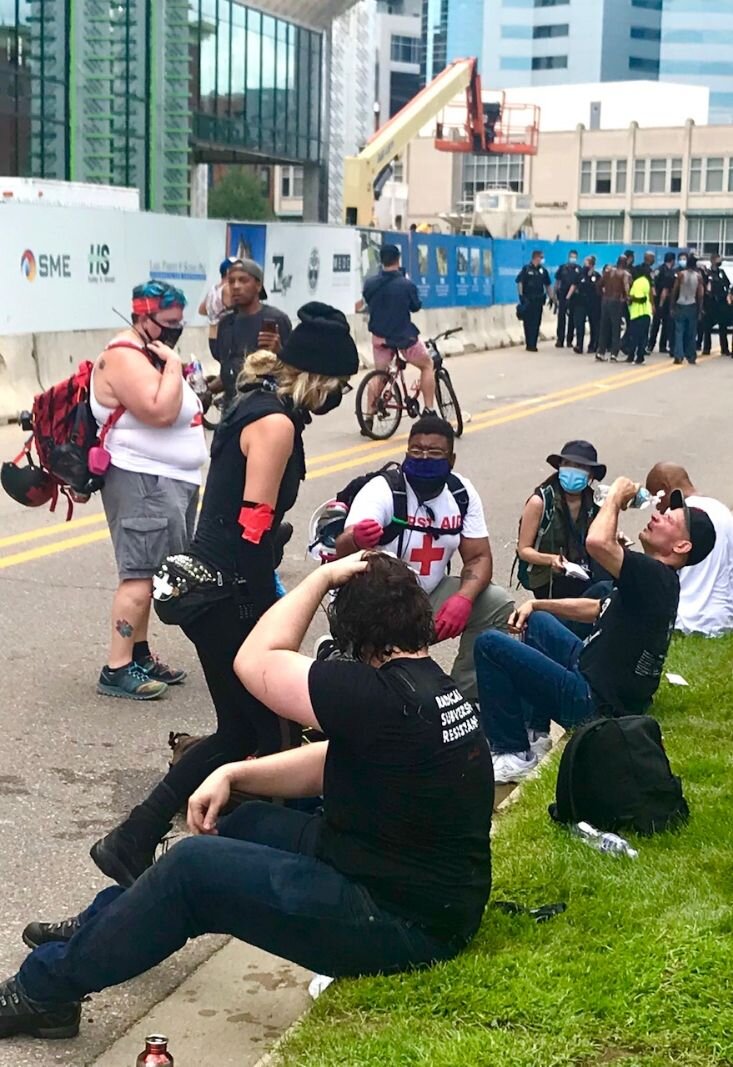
[343,58,479,226]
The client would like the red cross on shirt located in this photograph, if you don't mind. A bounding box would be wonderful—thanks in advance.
[410,534,445,576]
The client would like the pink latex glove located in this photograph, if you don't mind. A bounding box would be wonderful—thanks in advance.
[352,518,384,549]
[434,593,473,641]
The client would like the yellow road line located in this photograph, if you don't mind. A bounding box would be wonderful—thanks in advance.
[0,511,108,550]
[0,353,716,570]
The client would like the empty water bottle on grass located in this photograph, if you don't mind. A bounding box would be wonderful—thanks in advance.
[572,821,638,859]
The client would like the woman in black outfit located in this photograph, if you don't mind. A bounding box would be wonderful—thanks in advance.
[90,303,359,887]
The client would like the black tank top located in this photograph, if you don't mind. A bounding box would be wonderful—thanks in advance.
[192,383,306,576]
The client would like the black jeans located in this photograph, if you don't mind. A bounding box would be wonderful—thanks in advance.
[597,299,625,357]
[161,595,298,811]
[523,299,544,348]
[703,300,730,354]
[649,303,670,352]
[628,315,650,361]
[573,302,600,352]
[18,804,463,1005]
[556,294,575,346]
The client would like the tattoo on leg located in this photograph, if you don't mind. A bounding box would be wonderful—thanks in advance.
[115,618,134,639]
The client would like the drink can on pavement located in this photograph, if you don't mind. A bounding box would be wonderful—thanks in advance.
[136,1034,174,1065]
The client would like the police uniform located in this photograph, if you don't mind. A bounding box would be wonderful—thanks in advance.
[649,263,676,354]
[702,264,731,355]
[554,260,582,347]
[516,262,551,350]
[573,266,602,353]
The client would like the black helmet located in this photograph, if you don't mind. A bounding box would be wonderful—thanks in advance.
[1,460,56,508]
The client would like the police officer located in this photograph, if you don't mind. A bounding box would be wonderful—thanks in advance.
[516,251,552,352]
[570,255,602,354]
[649,252,676,355]
[695,253,710,351]
[554,250,582,348]
[702,252,731,355]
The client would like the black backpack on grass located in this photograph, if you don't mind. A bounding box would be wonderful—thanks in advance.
[549,715,689,836]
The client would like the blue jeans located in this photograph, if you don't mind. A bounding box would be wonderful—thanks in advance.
[475,612,596,755]
[674,304,698,363]
[18,804,462,1006]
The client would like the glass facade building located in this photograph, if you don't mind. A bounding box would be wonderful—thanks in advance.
[421,0,733,124]
[0,0,324,213]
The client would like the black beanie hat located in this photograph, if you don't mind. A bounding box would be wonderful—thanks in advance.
[280,302,359,377]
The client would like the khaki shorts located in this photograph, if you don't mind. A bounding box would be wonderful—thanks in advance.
[101,466,199,581]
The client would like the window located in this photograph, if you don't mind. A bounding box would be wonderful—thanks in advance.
[687,216,733,257]
[390,34,420,64]
[533,23,569,37]
[616,159,627,194]
[531,55,568,69]
[579,159,627,195]
[535,0,569,6]
[634,158,646,193]
[595,159,612,194]
[706,157,724,193]
[281,170,291,198]
[689,157,702,193]
[629,56,660,73]
[280,165,303,199]
[293,166,303,198]
[392,157,404,182]
[649,158,666,194]
[501,25,532,38]
[631,0,662,8]
[662,29,733,44]
[460,153,525,209]
[630,26,661,40]
[500,56,532,70]
[580,160,591,194]
[578,216,624,242]
[671,158,682,193]
[631,216,678,245]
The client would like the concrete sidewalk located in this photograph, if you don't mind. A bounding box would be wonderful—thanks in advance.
[91,940,312,1066]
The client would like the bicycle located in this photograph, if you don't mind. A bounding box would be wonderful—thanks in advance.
[355,328,464,440]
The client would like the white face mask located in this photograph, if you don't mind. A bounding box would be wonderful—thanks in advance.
[569,257,578,264]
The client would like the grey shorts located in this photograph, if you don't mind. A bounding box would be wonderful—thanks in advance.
[101,466,199,581]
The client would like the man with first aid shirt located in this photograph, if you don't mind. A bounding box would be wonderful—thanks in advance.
[335,415,514,699]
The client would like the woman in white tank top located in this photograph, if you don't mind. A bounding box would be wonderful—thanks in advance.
[91,280,207,701]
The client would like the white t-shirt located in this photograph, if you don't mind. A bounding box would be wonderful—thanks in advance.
[676,494,733,636]
[346,473,489,593]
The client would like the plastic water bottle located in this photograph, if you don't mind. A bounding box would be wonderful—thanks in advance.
[185,359,208,397]
[593,484,658,510]
[572,821,639,859]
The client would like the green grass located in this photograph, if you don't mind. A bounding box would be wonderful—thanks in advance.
[277,636,733,1067]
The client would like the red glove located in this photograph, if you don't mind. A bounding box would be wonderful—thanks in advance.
[434,594,473,641]
[352,519,384,549]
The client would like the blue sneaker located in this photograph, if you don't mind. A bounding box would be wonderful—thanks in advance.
[97,663,168,701]
[139,654,186,686]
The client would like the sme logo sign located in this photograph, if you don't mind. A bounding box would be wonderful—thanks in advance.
[20,248,71,280]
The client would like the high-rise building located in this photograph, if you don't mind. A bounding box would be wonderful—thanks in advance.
[421,0,733,123]
[0,1,358,214]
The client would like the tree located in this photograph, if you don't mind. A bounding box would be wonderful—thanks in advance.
[207,167,274,220]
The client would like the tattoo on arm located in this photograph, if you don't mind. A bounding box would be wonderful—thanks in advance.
[461,566,479,584]
[115,618,133,639]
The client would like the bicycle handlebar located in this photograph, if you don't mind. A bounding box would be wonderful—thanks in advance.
[432,327,463,341]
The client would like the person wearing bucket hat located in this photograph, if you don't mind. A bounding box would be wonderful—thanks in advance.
[213,258,292,408]
[515,440,606,601]
[88,304,358,890]
[476,474,716,785]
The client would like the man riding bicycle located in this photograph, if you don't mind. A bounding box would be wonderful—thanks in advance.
[362,244,436,436]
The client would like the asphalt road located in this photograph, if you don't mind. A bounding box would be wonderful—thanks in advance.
[0,338,731,1064]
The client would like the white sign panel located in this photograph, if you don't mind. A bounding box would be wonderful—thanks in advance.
[264,223,362,322]
[0,203,227,335]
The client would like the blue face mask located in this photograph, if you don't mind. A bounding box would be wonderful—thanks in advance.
[558,467,590,494]
[402,456,452,501]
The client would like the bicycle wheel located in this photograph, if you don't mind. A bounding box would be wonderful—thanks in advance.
[436,368,463,437]
[355,370,403,439]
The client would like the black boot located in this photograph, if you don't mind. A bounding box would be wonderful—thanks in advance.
[22,916,81,951]
[90,781,179,888]
[0,977,80,1040]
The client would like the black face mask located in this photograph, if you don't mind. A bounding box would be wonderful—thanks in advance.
[312,388,343,416]
[149,317,184,349]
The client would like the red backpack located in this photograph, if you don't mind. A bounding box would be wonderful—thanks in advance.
[2,343,148,520]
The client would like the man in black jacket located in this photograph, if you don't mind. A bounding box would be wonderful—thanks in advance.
[554,251,582,348]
